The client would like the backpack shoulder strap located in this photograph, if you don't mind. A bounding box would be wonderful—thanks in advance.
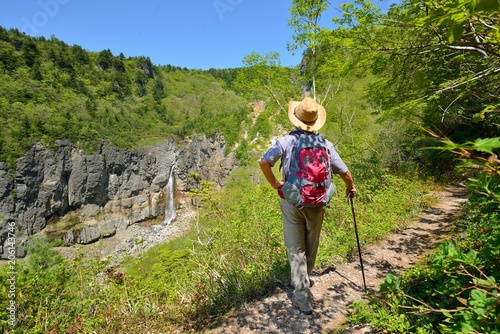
[279,131,300,173]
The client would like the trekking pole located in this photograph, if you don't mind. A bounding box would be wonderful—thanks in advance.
[348,192,367,292]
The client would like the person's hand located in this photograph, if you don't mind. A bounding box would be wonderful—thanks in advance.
[347,188,357,198]
[274,180,284,189]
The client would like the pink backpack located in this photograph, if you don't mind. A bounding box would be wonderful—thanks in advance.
[280,132,336,208]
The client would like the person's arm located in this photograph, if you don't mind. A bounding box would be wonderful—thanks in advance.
[259,158,284,189]
[339,170,357,197]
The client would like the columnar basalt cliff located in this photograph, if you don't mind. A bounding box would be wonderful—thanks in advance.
[0,134,237,258]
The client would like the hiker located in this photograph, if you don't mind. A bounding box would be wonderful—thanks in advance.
[259,97,357,315]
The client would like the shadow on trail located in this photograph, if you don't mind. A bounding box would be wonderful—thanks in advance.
[329,271,372,294]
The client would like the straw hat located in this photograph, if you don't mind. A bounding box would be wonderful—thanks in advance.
[288,97,326,132]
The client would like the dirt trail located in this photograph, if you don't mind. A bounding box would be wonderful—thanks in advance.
[204,185,469,334]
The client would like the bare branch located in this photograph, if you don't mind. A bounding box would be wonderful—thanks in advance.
[435,67,500,94]
[440,95,462,123]
[446,45,489,58]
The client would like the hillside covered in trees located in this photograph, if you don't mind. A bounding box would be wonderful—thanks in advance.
[0,26,249,166]
[1,0,499,332]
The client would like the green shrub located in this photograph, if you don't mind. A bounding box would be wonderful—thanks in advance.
[347,194,500,333]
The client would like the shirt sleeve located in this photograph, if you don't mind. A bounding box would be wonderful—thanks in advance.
[327,142,348,174]
[261,139,285,167]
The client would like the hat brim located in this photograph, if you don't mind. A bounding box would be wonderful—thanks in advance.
[288,100,327,132]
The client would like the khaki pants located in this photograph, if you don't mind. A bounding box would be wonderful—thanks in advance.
[280,199,324,293]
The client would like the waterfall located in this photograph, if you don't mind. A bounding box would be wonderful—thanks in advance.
[163,166,176,225]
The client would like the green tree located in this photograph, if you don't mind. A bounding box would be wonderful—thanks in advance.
[21,39,38,67]
[235,51,300,113]
[288,0,329,98]
[96,49,114,70]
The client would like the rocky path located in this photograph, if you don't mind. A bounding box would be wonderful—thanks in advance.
[204,185,469,334]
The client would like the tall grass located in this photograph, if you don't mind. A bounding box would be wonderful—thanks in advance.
[0,166,437,333]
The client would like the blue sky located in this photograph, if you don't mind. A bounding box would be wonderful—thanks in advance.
[1,0,395,70]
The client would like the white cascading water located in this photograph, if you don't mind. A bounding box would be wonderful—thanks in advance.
[163,166,176,225]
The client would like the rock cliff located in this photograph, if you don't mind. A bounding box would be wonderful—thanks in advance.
[0,134,237,258]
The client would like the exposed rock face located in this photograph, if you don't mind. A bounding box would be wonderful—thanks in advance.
[0,134,237,258]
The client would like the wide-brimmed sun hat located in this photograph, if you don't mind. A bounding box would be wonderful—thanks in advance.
[288,97,326,132]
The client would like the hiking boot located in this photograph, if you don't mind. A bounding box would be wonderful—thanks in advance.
[291,288,313,315]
